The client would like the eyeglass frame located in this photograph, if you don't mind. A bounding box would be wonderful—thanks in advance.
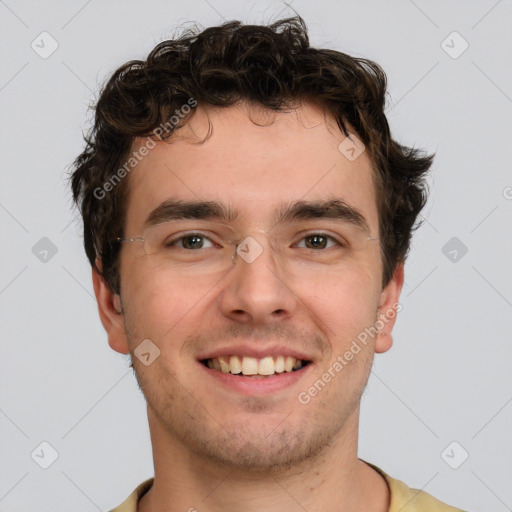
[114,221,380,265]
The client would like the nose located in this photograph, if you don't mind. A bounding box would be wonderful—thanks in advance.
[219,234,298,324]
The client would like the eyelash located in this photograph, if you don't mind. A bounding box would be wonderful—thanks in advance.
[167,232,345,250]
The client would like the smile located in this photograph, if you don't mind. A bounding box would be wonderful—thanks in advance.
[202,355,311,377]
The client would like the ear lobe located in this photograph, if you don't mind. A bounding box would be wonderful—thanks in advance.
[374,263,404,354]
[92,258,130,355]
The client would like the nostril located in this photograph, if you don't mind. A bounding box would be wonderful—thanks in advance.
[231,310,251,318]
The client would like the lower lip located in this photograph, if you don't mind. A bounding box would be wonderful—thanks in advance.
[198,361,312,396]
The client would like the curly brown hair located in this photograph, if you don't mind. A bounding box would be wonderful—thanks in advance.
[69,16,434,295]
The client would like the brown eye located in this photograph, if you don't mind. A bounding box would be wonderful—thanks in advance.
[181,235,205,249]
[166,234,216,250]
[296,234,339,250]
[305,235,328,249]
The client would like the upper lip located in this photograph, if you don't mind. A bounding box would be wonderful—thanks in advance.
[197,344,314,362]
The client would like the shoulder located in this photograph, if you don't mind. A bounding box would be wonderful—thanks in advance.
[108,470,467,512]
[109,478,154,512]
[368,463,466,512]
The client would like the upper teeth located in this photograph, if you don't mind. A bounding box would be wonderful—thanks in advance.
[206,356,304,375]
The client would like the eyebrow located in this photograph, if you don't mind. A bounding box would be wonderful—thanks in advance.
[144,199,238,228]
[144,197,371,233]
[275,198,370,233]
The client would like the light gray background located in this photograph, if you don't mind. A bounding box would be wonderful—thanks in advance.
[1,0,511,510]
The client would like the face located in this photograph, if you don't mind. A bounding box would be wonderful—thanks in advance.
[94,101,403,472]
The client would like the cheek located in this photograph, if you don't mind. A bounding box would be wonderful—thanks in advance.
[121,266,227,355]
[296,264,380,337]
[120,264,190,344]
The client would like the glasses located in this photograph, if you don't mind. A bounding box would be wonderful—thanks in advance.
[115,220,379,276]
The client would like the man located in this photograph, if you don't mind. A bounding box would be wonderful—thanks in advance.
[70,16,465,512]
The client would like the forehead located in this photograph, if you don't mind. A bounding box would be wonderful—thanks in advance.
[124,101,378,233]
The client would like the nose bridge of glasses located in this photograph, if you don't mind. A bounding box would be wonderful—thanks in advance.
[231,228,282,264]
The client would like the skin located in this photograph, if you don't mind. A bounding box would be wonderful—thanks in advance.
[93,101,404,511]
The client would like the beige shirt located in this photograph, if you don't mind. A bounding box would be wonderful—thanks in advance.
[109,464,465,511]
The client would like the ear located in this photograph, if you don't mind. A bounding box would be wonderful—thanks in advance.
[374,262,404,354]
[92,258,130,355]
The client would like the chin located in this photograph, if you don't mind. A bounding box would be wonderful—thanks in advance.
[185,426,329,473]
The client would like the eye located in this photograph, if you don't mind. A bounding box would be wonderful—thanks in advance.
[168,233,216,250]
[295,233,342,250]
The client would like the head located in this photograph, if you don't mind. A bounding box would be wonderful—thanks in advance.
[70,17,433,472]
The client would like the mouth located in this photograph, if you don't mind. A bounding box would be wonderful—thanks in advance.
[201,355,312,378]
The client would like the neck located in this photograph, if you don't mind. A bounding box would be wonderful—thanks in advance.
[138,406,389,512]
